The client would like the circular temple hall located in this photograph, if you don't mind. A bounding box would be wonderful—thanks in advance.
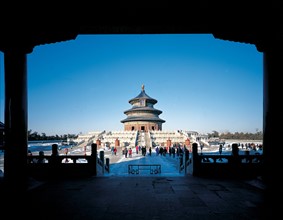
[121,85,165,132]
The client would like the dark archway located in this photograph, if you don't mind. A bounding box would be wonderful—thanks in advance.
[0,2,282,217]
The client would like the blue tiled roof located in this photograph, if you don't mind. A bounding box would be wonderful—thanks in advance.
[129,90,157,104]
[124,106,163,114]
[121,116,165,123]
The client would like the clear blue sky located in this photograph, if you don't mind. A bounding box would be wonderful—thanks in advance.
[0,34,263,136]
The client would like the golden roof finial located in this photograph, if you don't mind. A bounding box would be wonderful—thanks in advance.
[142,84,145,91]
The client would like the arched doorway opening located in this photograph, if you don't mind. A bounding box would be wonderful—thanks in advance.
[0,33,263,177]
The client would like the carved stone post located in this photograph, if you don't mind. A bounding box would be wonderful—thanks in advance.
[91,143,97,176]
[192,142,199,176]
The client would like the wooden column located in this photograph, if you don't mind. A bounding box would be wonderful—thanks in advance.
[262,38,283,217]
[4,49,28,192]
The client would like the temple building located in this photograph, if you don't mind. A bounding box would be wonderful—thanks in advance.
[121,85,165,131]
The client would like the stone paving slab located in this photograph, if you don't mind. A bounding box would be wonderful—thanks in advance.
[0,175,266,220]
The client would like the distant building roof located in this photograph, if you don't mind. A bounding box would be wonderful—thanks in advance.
[128,84,157,105]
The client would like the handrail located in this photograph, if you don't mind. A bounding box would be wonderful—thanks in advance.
[197,154,263,163]
[27,155,92,164]
[128,164,161,174]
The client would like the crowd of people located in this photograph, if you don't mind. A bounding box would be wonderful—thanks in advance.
[116,144,189,161]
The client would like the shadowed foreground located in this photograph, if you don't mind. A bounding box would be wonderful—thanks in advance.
[1,175,265,220]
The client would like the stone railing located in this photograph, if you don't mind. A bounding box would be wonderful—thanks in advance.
[191,143,263,179]
[26,143,110,179]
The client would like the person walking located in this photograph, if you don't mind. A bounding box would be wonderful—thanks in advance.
[65,147,69,163]
[111,146,115,155]
[114,147,117,155]
[84,145,87,156]
[142,146,146,156]
[200,144,203,153]
[219,144,223,161]
[128,148,132,158]
[172,146,176,158]
[155,146,159,156]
